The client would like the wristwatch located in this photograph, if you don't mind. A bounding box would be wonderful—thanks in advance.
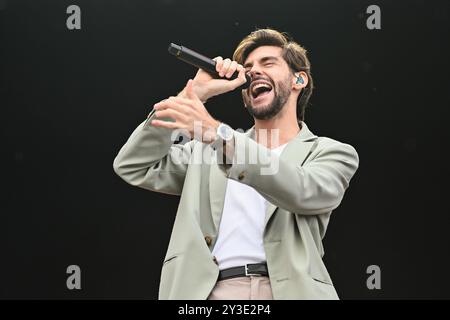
[211,122,233,149]
[216,123,234,142]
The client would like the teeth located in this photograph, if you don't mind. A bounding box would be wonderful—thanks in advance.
[251,82,272,97]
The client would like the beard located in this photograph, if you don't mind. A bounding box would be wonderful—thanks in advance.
[243,75,291,120]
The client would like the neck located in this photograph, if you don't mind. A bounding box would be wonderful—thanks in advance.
[253,102,301,149]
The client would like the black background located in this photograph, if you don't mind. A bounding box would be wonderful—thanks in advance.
[1,0,449,299]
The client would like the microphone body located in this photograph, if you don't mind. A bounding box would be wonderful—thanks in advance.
[168,43,250,89]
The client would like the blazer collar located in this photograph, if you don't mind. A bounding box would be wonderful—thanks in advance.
[209,121,319,233]
[253,122,319,229]
[245,121,318,142]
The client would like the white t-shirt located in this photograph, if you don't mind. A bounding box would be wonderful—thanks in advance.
[212,143,287,270]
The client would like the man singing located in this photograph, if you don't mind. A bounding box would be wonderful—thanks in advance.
[113,28,359,300]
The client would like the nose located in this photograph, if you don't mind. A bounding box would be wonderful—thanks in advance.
[248,69,263,82]
[247,64,264,81]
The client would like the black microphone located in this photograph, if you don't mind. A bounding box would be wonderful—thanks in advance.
[168,43,250,89]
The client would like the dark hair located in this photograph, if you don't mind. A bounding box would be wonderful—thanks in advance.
[233,28,313,121]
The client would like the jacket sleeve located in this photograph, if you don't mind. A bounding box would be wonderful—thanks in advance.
[113,116,195,195]
[217,130,359,215]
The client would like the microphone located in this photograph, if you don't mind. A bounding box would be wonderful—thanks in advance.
[146,43,250,122]
[168,43,250,89]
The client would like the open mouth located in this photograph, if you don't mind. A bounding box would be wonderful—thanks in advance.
[250,80,273,100]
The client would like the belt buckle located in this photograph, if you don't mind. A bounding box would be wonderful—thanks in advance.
[245,264,260,277]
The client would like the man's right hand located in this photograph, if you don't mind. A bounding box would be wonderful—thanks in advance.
[179,57,248,103]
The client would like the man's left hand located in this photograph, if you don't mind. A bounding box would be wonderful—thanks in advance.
[151,79,220,143]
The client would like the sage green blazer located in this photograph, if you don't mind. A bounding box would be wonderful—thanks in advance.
[113,116,359,300]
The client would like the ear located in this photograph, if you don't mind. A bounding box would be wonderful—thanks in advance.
[292,71,308,91]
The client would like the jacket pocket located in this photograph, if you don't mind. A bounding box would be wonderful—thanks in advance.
[311,276,333,286]
[308,265,334,286]
[163,253,181,266]
[309,276,339,300]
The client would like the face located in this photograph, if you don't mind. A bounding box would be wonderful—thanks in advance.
[242,46,294,120]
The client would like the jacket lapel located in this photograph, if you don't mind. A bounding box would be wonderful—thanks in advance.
[209,127,256,233]
[264,123,318,229]
[209,122,318,233]
[209,160,228,232]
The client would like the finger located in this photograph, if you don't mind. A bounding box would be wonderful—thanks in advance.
[214,56,223,74]
[228,64,248,88]
[154,108,187,123]
[225,61,238,79]
[168,96,195,109]
[154,98,168,106]
[151,119,181,130]
[220,58,232,77]
[154,98,191,113]
[237,64,248,82]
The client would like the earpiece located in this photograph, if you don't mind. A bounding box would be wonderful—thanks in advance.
[296,76,304,84]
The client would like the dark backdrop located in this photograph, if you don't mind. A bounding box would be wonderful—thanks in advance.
[1,0,449,299]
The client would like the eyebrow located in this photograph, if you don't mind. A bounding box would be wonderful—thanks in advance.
[244,56,279,68]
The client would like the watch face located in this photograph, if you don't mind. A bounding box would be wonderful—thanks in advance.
[219,124,233,141]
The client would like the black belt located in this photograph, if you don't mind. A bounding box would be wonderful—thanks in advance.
[218,263,269,281]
